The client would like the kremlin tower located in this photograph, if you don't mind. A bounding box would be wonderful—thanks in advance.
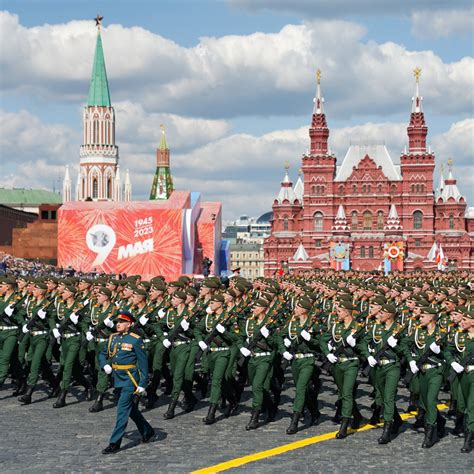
[150,126,174,200]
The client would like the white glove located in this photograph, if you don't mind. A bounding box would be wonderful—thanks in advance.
[451,361,464,374]
[52,328,61,339]
[199,341,208,351]
[260,326,269,338]
[69,312,79,324]
[301,329,311,341]
[104,317,114,328]
[240,347,251,357]
[409,360,419,374]
[4,304,14,316]
[163,338,172,348]
[158,308,166,318]
[368,356,377,367]
[83,299,89,305]
[216,323,225,334]
[180,319,190,331]
[326,353,338,364]
[139,315,149,326]
[346,334,356,347]
[86,331,94,341]
[206,306,213,314]
[136,386,146,395]
[38,308,47,319]
[429,341,441,354]
[327,341,334,351]
[22,324,29,334]
[283,351,293,361]
[103,364,113,374]
[387,335,398,348]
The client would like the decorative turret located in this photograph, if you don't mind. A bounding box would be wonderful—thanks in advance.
[292,243,309,261]
[435,163,445,199]
[309,69,329,155]
[384,204,403,232]
[293,169,304,202]
[438,159,464,203]
[407,67,427,153]
[114,165,122,201]
[62,165,71,203]
[124,169,132,202]
[150,125,174,200]
[274,163,297,204]
[332,205,349,232]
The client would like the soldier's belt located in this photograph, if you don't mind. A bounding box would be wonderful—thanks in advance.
[210,347,229,352]
[173,340,189,347]
[31,330,48,336]
[0,326,17,330]
[466,365,474,373]
[252,352,271,357]
[338,356,358,363]
[96,338,108,343]
[112,364,137,370]
[63,332,80,339]
[379,358,396,366]
[421,363,441,371]
[143,339,150,343]
[294,353,314,359]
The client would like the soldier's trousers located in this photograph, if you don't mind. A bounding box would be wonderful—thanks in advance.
[333,360,359,419]
[208,350,230,404]
[109,386,153,445]
[59,336,81,390]
[451,375,466,413]
[374,363,400,422]
[369,365,383,408]
[94,342,110,393]
[0,330,23,383]
[460,370,474,432]
[26,334,50,386]
[248,354,272,411]
[419,366,443,426]
[170,344,193,401]
[291,356,315,413]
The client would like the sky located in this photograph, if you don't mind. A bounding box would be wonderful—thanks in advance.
[0,0,473,220]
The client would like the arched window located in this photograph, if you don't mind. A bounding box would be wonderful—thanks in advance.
[367,185,371,193]
[82,178,85,199]
[360,246,365,258]
[92,178,98,199]
[411,184,415,193]
[362,184,367,193]
[339,185,344,195]
[377,211,384,230]
[449,214,454,229]
[363,211,372,230]
[107,177,112,199]
[369,246,374,258]
[311,185,317,194]
[283,215,289,231]
[351,211,358,230]
[353,185,357,193]
[378,184,382,193]
[413,210,423,229]
[314,212,323,232]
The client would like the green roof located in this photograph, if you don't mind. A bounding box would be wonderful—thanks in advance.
[0,188,62,205]
[87,32,111,107]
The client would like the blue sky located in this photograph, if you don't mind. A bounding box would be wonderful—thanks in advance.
[0,0,472,218]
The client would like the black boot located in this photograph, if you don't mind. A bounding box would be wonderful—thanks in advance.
[245,409,260,431]
[437,411,446,438]
[378,421,393,444]
[224,394,239,418]
[102,442,121,455]
[391,406,403,434]
[351,404,363,429]
[89,393,105,413]
[199,373,209,399]
[12,378,26,396]
[332,399,342,423]
[461,430,473,453]
[183,393,198,413]
[368,405,382,425]
[83,379,94,401]
[263,392,277,423]
[163,400,177,419]
[18,385,34,404]
[145,371,161,409]
[336,417,351,439]
[413,408,425,430]
[406,393,418,412]
[53,389,67,408]
[447,398,457,417]
[452,412,465,437]
[286,412,301,435]
[305,396,321,426]
[202,403,218,425]
[422,424,437,449]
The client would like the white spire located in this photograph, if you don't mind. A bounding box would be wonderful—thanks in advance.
[385,204,402,231]
[75,169,81,201]
[332,204,349,232]
[124,169,132,202]
[336,204,346,220]
[436,164,445,198]
[388,203,399,220]
[115,165,122,201]
[411,67,423,113]
[293,172,304,202]
[293,243,309,261]
[313,69,324,114]
[275,164,297,205]
[439,161,464,203]
[62,165,71,203]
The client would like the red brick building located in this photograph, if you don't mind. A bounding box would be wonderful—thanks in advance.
[264,71,474,273]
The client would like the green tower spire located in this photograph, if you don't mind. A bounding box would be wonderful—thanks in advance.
[87,27,111,107]
[150,125,174,200]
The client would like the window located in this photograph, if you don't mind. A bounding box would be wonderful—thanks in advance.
[339,185,344,195]
[362,185,367,193]
[368,246,374,258]
[363,211,372,230]
[351,211,358,230]
[107,177,112,199]
[377,211,384,230]
[449,214,454,229]
[315,239,321,248]
[413,211,423,230]
[92,178,98,199]
[415,239,421,247]
[378,184,382,193]
[314,212,323,232]
[360,246,365,258]
[367,185,371,193]
[51,210,57,220]
[353,185,357,193]
[283,215,289,231]
[41,210,48,220]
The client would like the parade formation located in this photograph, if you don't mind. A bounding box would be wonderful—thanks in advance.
[0,268,472,455]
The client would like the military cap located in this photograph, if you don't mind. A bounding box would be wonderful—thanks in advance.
[225,288,237,298]
[173,290,187,300]
[297,298,312,311]
[452,306,466,315]
[169,280,185,289]
[106,279,119,287]
[178,275,191,285]
[151,275,166,282]
[338,294,353,302]
[381,304,397,315]
[98,287,112,298]
[463,311,474,320]
[186,287,199,298]
[211,294,225,304]
[34,281,47,290]
[16,275,28,282]
[78,277,91,284]
[420,307,438,316]
[265,286,278,295]
[339,301,356,311]
[117,309,135,323]
[202,279,219,290]
[372,296,387,306]
[1,277,16,286]
[254,299,269,308]
[133,288,147,297]
[45,276,58,284]
[151,280,167,291]
[262,292,275,302]
[403,286,414,292]
[326,283,338,290]
[446,296,458,304]
[140,281,151,290]
[305,291,317,302]
[64,285,76,294]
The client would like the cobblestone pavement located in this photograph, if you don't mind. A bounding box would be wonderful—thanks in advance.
[1,373,473,473]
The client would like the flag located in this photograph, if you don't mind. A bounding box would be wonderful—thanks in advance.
[426,241,437,261]
[435,243,446,271]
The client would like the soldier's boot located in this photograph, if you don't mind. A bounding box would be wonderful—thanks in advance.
[436,411,446,438]
[145,371,161,409]
[183,393,198,413]
[305,396,321,426]
[202,403,218,425]
[53,389,67,409]
[413,408,425,430]
[447,397,457,417]
[406,393,418,412]
[336,417,351,439]
[378,421,393,445]
[89,392,105,413]
[351,404,363,429]
[224,394,239,418]
[198,373,209,399]
[332,399,342,423]
[102,442,121,455]
[18,385,34,405]
[163,400,178,420]
[263,392,277,423]
[82,378,94,401]
[461,430,473,453]
[452,412,465,436]
[286,412,301,435]
[422,424,437,449]
[368,405,382,425]
[220,395,226,410]
[245,409,260,431]
[12,377,26,396]
[391,406,403,434]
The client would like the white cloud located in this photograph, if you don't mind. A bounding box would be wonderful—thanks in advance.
[432,118,474,166]
[411,8,474,38]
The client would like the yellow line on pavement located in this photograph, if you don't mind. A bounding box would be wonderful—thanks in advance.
[191,404,448,474]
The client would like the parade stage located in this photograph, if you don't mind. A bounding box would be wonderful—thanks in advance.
[58,191,224,280]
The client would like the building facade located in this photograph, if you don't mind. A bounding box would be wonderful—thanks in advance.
[264,70,474,273]
[229,242,264,280]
